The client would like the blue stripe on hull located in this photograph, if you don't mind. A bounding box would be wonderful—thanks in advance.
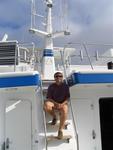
[0,74,40,88]
[43,49,53,57]
[67,72,113,86]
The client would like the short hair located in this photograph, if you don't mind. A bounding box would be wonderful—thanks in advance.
[54,72,63,78]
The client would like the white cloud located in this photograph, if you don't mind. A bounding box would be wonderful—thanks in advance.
[0,0,113,46]
[67,0,113,44]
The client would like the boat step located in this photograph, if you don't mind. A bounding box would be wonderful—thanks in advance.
[47,135,72,143]
[46,122,70,129]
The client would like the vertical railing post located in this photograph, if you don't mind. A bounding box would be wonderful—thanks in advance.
[40,79,48,150]
[82,43,94,70]
[60,46,79,150]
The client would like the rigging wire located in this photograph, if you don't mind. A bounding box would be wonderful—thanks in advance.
[64,0,69,31]
[31,0,36,28]
[59,0,69,31]
[59,0,63,31]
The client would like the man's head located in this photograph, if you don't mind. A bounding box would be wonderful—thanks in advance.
[54,72,63,84]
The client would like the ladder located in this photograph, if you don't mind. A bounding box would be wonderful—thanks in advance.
[40,79,55,150]
[40,79,79,150]
[61,50,79,150]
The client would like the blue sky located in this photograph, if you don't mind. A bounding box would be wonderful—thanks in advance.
[0,0,113,47]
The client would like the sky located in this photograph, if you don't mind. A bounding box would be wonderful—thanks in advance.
[0,0,113,47]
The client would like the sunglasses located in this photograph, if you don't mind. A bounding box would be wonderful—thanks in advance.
[55,75,63,78]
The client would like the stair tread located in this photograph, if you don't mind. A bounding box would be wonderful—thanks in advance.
[47,121,70,127]
[47,134,72,141]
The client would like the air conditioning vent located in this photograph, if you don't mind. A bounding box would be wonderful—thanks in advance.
[0,41,18,65]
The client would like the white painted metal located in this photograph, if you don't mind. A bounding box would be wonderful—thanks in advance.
[0,93,5,150]
[0,71,41,150]
[5,100,32,150]
[29,0,70,80]
[70,83,113,150]
[44,106,77,150]
[1,86,41,150]
[2,34,8,42]
[0,1,113,150]
[42,56,55,80]
[29,0,55,79]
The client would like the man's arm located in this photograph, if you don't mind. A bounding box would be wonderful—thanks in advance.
[46,84,54,101]
[60,99,68,107]
[60,84,70,107]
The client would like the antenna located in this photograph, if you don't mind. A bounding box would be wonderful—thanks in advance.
[65,0,69,31]
[29,0,70,79]
[1,34,8,42]
[61,0,69,31]
[31,0,36,28]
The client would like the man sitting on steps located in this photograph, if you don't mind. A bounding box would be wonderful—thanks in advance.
[44,72,70,139]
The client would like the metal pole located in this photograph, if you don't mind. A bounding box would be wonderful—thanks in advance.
[60,47,79,150]
[40,80,48,150]
[82,43,94,70]
[0,97,5,150]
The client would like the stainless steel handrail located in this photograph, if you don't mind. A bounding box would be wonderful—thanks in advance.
[82,43,94,70]
[40,79,48,150]
[69,100,79,150]
[60,50,79,150]
[60,42,113,70]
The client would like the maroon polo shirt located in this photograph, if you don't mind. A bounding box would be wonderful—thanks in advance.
[46,82,70,103]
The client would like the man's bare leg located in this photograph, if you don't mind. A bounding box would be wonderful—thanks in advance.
[44,100,57,124]
[58,104,68,138]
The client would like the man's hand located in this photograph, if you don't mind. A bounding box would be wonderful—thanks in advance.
[49,99,68,110]
[61,100,68,106]
[54,100,68,109]
[54,103,61,109]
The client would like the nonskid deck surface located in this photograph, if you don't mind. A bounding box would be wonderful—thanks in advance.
[41,80,77,150]
[46,121,70,129]
[45,113,77,150]
[47,134,72,142]
[46,121,71,142]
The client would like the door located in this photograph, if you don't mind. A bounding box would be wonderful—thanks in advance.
[5,100,32,150]
[72,99,96,150]
[99,98,113,150]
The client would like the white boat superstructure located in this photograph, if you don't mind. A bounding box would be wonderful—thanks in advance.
[0,39,113,150]
[29,0,69,80]
[0,0,113,150]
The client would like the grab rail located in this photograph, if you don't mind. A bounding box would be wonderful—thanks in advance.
[60,50,79,150]
[82,43,94,70]
[40,79,48,150]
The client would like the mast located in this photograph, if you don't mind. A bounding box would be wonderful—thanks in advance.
[42,0,55,79]
[29,0,70,79]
